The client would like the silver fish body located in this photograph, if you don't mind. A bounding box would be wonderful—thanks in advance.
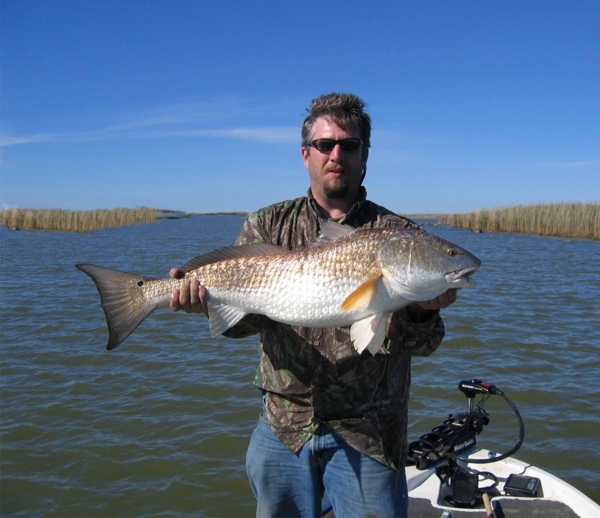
[77,222,481,354]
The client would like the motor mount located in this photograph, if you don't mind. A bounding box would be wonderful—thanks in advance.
[407,379,527,510]
[407,379,522,470]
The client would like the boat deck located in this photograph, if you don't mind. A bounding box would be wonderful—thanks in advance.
[322,497,580,517]
[322,448,597,517]
[409,496,580,517]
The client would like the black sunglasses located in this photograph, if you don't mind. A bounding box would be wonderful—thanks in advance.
[306,138,364,153]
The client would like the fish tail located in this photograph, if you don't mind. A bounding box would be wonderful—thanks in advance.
[76,264,159,350]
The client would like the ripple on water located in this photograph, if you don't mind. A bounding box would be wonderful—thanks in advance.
[1,220,599,515]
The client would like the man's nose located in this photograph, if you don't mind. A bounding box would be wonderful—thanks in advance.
[329,143,342,160]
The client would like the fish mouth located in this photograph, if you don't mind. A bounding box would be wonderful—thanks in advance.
[445,267,478,288]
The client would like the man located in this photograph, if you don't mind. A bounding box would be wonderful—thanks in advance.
[171,93,456,517]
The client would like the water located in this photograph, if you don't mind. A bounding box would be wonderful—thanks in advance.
[1,216,599,516]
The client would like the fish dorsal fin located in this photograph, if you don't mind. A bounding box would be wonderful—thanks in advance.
[350,313,389,355]
[310,220,356,247]
[341,275,383,312]
[207,299,248,336]
[180,243,290,273]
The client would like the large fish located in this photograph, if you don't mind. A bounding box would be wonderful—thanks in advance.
[76,222,480,354]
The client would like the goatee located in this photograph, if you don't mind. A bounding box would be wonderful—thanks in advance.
[323,179,349,200]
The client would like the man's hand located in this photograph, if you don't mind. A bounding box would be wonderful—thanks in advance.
[169,268,209,315]
[410,288,458,311]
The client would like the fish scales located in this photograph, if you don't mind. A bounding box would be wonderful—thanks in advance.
[186,231,381,324]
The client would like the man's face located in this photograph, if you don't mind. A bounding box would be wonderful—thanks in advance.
[301,118,368,202]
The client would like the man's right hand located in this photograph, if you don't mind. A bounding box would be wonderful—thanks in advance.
[169,268,209,315]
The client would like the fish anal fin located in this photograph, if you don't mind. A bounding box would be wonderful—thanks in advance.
[350,313,389,355]
[207,300,248,336]
[341,275,383,312]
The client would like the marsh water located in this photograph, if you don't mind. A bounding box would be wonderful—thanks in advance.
[1,215,599,516]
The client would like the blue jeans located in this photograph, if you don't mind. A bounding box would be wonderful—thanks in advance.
[246,419,408,518]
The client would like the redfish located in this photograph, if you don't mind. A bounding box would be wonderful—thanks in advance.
[77,222,480,354]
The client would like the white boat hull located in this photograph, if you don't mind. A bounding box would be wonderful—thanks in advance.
[407,447,600,517]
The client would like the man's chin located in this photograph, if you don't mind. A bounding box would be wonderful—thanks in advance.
[323,185,349,200]
[323,178,350,200]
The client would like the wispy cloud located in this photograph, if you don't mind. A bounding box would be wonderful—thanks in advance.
[0,125,299,147]
[0,134,58,147]
[164,127,298,144]
[102,99,246,131]
[1,100,299,147]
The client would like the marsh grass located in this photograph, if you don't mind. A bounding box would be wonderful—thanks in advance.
[4,204,597,238]
[444,203,599,240]
[0,207,161,232]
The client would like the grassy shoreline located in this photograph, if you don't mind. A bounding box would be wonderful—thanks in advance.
[0,208,249,232]
[0,207,162,232]
[2,204,597,240]
[440,202,599,240]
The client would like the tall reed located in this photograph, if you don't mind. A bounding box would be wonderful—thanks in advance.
[0,207,161,232]
[445,203,599,240]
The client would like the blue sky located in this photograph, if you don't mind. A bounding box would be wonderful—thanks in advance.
[2,0,599,214]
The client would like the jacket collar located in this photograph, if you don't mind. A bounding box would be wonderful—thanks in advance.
[306,187,367,224]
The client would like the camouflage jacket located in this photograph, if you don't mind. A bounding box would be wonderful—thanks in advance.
[225,188,446,470]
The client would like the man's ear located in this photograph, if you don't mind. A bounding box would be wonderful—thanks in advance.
[301,145,310,169]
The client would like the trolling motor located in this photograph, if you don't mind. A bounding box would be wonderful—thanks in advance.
[407,379,525,509]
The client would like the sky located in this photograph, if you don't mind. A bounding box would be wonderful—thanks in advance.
[1,0,599,215]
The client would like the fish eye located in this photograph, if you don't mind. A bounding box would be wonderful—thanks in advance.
[137,280,144,286]
[448,249,458,257]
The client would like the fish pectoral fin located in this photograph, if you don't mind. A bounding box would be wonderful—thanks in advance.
[341,275,383,312]
[350,313,389,355]
[207,300,248,336]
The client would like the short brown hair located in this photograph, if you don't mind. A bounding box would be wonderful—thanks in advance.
[301,92,371,148]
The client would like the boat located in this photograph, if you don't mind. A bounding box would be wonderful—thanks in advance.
[407,447,599,517]
[404,379,600,517]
